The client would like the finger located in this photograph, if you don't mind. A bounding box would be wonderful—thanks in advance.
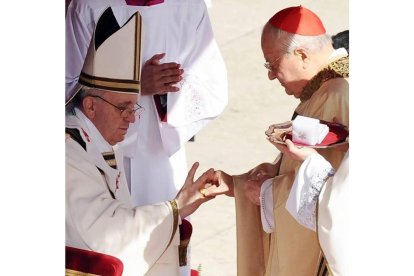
[195,168,215,190]
[165,86,180,93]
[186,162,199,184]
[248,170,261,181]
[153,85,180,95]
[158,63,182,73]
[208,171,221,187]
[158,68,184,80]
[203,184,226,197]
[161,74,183,84]
[285,139,294,149]
[285,139,300,152]
[148,53,165,65]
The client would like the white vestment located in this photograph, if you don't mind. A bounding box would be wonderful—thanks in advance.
[318,151,349,276]
[66,2,227,274]
[65,110,180,276]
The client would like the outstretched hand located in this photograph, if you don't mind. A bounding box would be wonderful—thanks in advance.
[175,162,217,219]
[141,53,184,96]
[247,162,278,182]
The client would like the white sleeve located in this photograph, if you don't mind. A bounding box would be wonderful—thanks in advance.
[260,178,275,233]
[285,153,335,231]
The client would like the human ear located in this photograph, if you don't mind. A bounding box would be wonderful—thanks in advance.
[82,97,96,119]
[294,48,310,69]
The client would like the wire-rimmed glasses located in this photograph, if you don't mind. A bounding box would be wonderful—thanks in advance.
[89,95,144,118]
[264,53,286,73]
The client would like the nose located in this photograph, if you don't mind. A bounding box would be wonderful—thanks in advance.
[125,112,136,123]
[268,70,277,80]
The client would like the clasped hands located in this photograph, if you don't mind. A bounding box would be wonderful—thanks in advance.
[175,161,278,219]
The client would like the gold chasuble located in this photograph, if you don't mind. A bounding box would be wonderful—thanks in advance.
[234,55,349,276]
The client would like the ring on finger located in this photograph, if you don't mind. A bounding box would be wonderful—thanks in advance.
[199,188,207,197]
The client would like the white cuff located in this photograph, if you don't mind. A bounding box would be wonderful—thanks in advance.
[285,154,335,231]
[260,178,275,233]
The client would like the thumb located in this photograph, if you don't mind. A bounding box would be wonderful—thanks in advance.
[148,53,165,65]
[285,139,295,150]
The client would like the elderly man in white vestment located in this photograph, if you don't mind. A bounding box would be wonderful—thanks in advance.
[66,0,227,205]
[66,8,224,275]
[66,3,227,273]
[205,6,349,276]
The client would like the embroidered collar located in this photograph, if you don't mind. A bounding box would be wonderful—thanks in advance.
[300,56,349,103]
[73,108,113,153]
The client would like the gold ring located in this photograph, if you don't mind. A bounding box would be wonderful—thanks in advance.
[199,188,207,197]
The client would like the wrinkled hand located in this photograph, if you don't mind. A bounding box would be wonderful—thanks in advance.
[201,170,234,197]
[245,179,265,206]
[141,53,184,96]
[247,162,277,183]
[245,162,280,205]
[175,162,216,219]
[274,139,318,161]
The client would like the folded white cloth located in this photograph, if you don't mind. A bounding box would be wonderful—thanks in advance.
[292,115,329,146]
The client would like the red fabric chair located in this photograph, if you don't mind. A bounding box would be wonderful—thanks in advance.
[66,246,201,275]
[65,246,123,276]
[190,269,200,276]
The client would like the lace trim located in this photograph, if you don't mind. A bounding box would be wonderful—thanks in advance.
[297,167,335,231]
[261,189,274,232]
[181,77,203,121]
[300,56,349,103]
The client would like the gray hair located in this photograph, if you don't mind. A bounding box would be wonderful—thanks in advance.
[267,26,332,54]
[66,86,93,115]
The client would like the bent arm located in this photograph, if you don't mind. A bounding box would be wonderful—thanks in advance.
[66,142,177,274]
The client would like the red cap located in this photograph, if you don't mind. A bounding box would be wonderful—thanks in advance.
[268,6,326,36]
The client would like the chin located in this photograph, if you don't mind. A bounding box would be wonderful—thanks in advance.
[284,89,294,96]
[110,133,127,145]
[117,134,127,143]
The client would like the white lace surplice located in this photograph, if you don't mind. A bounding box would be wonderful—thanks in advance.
[285,154,335,231]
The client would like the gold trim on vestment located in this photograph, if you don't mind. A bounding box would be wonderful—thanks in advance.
[316,253,331,276]
[102,151,117,169]
[300,56,349,103]
[79,72,140,93]
[134,13,142,82]
[105,159,117,168]
[168,199,179,248]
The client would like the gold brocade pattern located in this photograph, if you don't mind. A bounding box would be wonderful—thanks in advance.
[168,199,179,247]
[300,56,349,103]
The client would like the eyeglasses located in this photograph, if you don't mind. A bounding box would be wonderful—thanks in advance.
[89,95,144,118]
[264,53,286,73]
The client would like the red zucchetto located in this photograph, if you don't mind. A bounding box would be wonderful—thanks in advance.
[268,5,326,36]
